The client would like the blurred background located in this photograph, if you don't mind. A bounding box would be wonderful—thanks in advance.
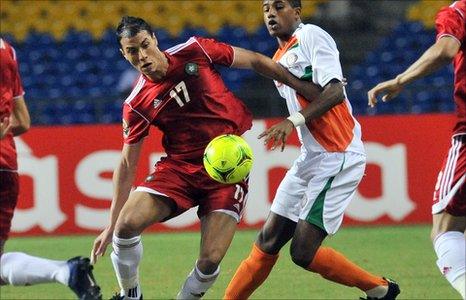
[0,0,454,125]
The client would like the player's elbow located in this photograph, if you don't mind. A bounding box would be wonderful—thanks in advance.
[13,121,30,136]
[433,37,460,61]
[18,122,30,134]
[250,52,268,71]
[325,81,345,105]
[439,48,458,61]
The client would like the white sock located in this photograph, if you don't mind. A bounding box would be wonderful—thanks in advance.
[434,231,466,299]
[365,284,389,298]
[452,274,465,300]
[110,235,143,300]
[176,261,220,300]
[0,252,69,286]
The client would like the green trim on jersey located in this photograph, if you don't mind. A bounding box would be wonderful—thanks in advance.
[300,65,313,81]
[305,154,346,232]
[289,42,299,50]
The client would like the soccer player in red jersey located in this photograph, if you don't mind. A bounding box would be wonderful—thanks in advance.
[368,1,466,298]
[0,38,102,299]
[90,16,320,300]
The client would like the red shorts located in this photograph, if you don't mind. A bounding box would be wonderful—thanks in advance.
[136,157,249,222]
[0,171,19,240]
[432,134,466,216]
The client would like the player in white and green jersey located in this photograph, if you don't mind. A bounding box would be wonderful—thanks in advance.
[224,1,400,300]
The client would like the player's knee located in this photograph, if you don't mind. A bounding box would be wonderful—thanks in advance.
[431,213,466,242]
[256,229,280,254]
[197,255,221,275]
[430,226,441,242]
[290,248,313,269]
[114,215,144,238]
[289,242,318,269]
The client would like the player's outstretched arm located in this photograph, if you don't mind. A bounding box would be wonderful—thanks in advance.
[368,36,460,107]
[259,79,345,151]
[10,96,30,136]
[91,141,143,264]
[231,46,321,101]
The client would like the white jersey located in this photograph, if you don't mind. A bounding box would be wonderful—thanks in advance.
[273,23,365,155]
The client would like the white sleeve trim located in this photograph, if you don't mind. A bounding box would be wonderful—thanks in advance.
[437,34,462,46]
[320,74,343,87]
[12,92,25,100]
[230,47,236,67]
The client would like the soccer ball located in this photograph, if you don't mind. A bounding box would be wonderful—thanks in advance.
[203,134,253,184]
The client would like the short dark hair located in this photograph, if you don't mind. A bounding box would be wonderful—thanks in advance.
[287,0,301,8]
[116,16,154,47]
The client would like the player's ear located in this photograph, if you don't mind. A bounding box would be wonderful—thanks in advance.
[294,7,301,19]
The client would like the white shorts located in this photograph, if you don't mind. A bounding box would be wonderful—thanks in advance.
[270,151,366,235]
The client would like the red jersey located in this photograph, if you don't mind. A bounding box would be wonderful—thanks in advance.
[122,37,253,162]
[436,0,466,135]
[0,38,25,171]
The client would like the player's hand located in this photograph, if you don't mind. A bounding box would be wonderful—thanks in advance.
[258,119,294,152]
[91,226,114,265]
[0,117,12,139]
[367,77,404,107]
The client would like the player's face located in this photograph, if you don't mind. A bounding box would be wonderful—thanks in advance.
[120,30,162,77]
[263,0,301,39]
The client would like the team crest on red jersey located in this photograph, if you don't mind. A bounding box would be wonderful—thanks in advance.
[185,62,199,76]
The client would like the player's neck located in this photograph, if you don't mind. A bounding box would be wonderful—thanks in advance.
[277,22,301,48]
[146,52,169,82]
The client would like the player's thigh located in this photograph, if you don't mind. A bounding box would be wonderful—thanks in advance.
[300,152,365,235]
[432,134,466,216]
[431,212,466,241]
[270,162,309,224]
[199,211,237,264]
[115,191,175,238]
[257,212,296,255]
[0,172,18,243]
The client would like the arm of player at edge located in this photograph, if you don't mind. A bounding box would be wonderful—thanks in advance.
[91,141,143,264]
[1,96,30,139]
[367,36,460,107]
[10,96,31,136]
[231,46,322,102]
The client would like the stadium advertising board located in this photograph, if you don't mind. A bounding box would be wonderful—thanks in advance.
[11,114,455,236]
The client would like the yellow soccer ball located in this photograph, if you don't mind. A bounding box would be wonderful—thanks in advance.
[203,134,253,184]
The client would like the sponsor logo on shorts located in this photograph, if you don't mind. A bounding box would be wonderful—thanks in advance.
[153,98,162,109]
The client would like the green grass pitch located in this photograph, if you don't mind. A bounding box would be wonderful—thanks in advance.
[0,225,459,299]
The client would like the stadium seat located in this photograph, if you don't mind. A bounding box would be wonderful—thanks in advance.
[1,0,454,124]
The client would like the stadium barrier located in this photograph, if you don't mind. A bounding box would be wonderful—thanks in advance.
[11,114,455,236]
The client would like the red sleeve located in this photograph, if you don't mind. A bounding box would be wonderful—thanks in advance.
[435,6,465,44]
[194,37,234,66]
[9,45,25,99]
[122,103,150,144]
